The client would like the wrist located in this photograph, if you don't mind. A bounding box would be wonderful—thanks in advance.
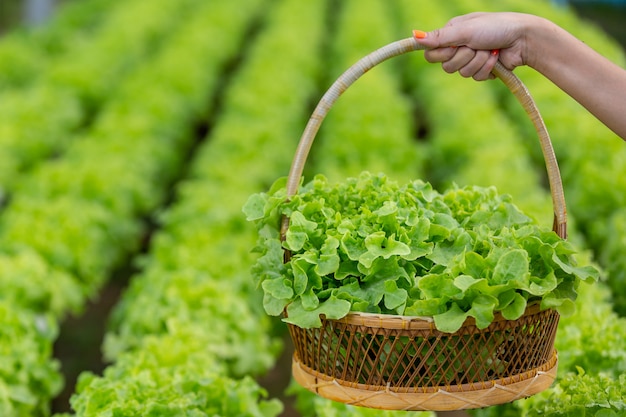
[522,15,562,71]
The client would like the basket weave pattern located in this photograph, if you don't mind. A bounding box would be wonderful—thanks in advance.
[288,305,559,392]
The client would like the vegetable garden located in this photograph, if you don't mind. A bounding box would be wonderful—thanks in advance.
[0,0,625,416]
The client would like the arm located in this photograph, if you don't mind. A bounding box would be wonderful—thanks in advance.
[415,12,626,140]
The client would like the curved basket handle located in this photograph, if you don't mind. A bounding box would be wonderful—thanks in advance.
[282,36,566,239]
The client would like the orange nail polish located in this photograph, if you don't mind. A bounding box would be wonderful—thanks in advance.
[413,30,427,39]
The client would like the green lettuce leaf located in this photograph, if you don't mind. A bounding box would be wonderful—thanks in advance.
[246,172,600,332]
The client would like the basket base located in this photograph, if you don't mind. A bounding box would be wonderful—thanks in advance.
[292,351,558,411]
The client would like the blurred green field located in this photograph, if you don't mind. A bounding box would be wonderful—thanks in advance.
[0,1,625,416]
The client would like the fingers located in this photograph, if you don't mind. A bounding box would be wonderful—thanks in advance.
[441,47,481,75]
[424,46,500,81]
[472,50,500,81]
[423,46,457,64]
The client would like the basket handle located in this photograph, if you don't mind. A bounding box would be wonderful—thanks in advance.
[281,36,567,240]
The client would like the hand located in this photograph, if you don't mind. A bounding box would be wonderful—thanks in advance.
[414,12,534,80]
[423,46,501,81]
[414,12,626,139]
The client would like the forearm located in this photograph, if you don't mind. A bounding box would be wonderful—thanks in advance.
[416,12,626,139]
[527,17,626,139]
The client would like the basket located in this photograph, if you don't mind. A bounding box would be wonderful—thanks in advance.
[281,36,566,411]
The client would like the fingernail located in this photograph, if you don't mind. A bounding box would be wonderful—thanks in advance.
[413,30,427,39]
[491,49,500,56]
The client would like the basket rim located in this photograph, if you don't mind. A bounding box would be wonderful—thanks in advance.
[313,301,545,331]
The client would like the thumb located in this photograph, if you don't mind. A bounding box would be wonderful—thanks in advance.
[413,27,465,49]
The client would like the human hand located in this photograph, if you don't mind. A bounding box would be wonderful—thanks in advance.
[414,12,536,80]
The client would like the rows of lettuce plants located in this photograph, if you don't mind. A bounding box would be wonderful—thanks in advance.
[0,0,203,192]
[311,0,424,184]
[0,0,625,416]
[0,0,264,414]
[0,0,110,90]
[63,0,320,414]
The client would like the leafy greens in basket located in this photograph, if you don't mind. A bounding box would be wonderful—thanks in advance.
[244,172,598,333]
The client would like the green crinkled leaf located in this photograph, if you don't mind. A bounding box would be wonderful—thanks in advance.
[550,248,600,284]
[341,277,387,307]
[427,228,471,267]
[418,274,460,300]
[383,280,407,312]
[362,257,410,286]
[340,232,365,261]
[261,276,294,317]
[261,277,293,300]
[541,294,576,317]
[434,302,469,333]
[242,193,266,221]
[373,201,399,232]
[285,211,317,251]
[335,259,359,280]
[359,231,411,268]
[263,292,288,317]
[528,271,558,295]
[404,298,445,316]
[454,274,487,293]
[469,294,498,329]
[247,172,601,331]
[462,251,489,279]
[315,236,340,276]
[497,288,517,308]
[431,213,458,234]
[291,257,311,296]
[402,218,434,260]
[300,288,319,311]
[492,249,529,284]
[284,295,351,328]
[501,292,527,320]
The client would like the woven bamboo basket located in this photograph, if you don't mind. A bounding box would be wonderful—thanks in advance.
[280,36,566,411]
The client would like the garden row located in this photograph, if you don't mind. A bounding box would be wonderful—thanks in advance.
[0,0,201,192]
[0,0,109,91]
[61,0,320,414]
[0,0,266,414]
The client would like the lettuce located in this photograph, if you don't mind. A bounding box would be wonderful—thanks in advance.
[245,172,599,332]
[471,368,626,417]
[69,334,282,417]
[0,302,62,417]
